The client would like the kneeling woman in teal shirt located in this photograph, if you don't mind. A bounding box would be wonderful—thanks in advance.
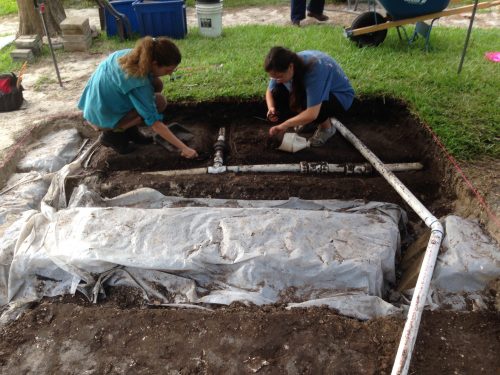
[78,37,197,158]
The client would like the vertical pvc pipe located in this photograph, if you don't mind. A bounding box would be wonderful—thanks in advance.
[331,120,444,375]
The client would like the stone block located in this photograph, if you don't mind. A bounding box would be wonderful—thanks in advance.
[63,34,92,52]
[15,35,43,56]
[10,49,35,63]
[60,17,91,36]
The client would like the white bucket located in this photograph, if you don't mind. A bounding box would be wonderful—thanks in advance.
[196,1,223,37]
[278,133,310,153]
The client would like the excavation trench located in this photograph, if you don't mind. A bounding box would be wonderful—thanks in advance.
[78,97,453,231]
[2,97,499,375]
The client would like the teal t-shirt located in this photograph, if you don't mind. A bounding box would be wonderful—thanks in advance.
[269,50,355,111]
[78,49,163,128]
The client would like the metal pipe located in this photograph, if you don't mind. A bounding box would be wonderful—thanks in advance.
[143,162,423,177]
[331,120,444,375]
[36,1,63,87]
[457,0,479,74]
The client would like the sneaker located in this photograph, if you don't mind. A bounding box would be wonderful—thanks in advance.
[307,12,329,22]
[309,125,336,147]
[330,117,342,130]
[125,126,154,145]
[99,131,136,154]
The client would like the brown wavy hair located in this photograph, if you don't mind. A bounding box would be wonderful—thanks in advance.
[264,46,311,113]
[119,36,181,77]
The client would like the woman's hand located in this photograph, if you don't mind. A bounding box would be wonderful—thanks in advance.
[180,146,198,159]
[267,107,279,123]
[269,123,287,137]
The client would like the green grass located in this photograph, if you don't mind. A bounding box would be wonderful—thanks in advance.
[0,0,17,16]
[1,24,499,160]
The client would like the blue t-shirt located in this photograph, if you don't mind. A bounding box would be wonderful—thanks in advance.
[268,50,355,111]
[78,49,163,129]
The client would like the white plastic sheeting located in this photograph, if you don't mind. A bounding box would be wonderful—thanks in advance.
[0,175,406,318]
[287,292,403,320]
[7,194,405,313]
[434,215,500,292]
[0,172,50,230]
[427,215,500,309]
[16,128,81,173]
[0,210,38,306]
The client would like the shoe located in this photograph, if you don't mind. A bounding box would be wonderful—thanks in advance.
[292,20,301,26]
[125,126,154,145]
[99,131,136,154]
[309,125,336,147]
[307,12,329,22]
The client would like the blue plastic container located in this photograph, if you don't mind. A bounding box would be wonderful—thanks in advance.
[377,0,450,20]
[132,0,187,39]
[105,0,141,37]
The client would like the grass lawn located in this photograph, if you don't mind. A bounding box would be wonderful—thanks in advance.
[0,17,498,160]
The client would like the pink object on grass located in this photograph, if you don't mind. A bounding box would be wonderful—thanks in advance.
[485,52,500,62]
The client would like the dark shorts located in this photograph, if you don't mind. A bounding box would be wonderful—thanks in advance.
[271,84,354,124]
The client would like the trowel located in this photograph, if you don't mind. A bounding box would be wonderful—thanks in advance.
[154,123,210,161]
[154,122,194,152]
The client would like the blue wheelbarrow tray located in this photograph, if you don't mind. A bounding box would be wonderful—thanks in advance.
[377,0,451,20]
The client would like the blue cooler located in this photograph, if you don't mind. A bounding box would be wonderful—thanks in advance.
[132,0,187,39]
[105,0,141,36]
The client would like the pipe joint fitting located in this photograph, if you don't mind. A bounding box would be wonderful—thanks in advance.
[300,161,329,174]
[345,162,372,175]
[207,166,227,174]
[214,140,226,151]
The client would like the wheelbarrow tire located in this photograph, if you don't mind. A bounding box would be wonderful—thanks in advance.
[349,12,387,47]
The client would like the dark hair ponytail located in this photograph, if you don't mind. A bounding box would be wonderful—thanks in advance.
[120,36,181,77]
[264,46,309,112]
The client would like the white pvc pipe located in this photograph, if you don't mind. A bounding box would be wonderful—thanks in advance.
[145,168,208,177]
[227,164,302,173]
[143,162,423,177]
[331,120,444,375]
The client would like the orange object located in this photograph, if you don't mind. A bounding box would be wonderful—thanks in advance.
[16,61,27,88]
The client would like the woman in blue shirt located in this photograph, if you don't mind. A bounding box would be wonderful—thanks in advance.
[78,37,197,158]
[264,46,355,147]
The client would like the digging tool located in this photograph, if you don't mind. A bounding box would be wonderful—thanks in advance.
[154,123,194,153]
[34,0,63,87]
[154,123,210,161]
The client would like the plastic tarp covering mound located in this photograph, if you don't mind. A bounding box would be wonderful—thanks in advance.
[5,189,405,319]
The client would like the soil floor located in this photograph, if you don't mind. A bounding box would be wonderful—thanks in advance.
[0,292,499,375]
[0,4,499,375]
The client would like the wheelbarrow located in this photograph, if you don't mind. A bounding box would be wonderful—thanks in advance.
[345,0,500,48]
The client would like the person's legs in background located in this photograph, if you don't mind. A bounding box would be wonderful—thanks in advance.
[307,0,329,21]
[290,0,306,26]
